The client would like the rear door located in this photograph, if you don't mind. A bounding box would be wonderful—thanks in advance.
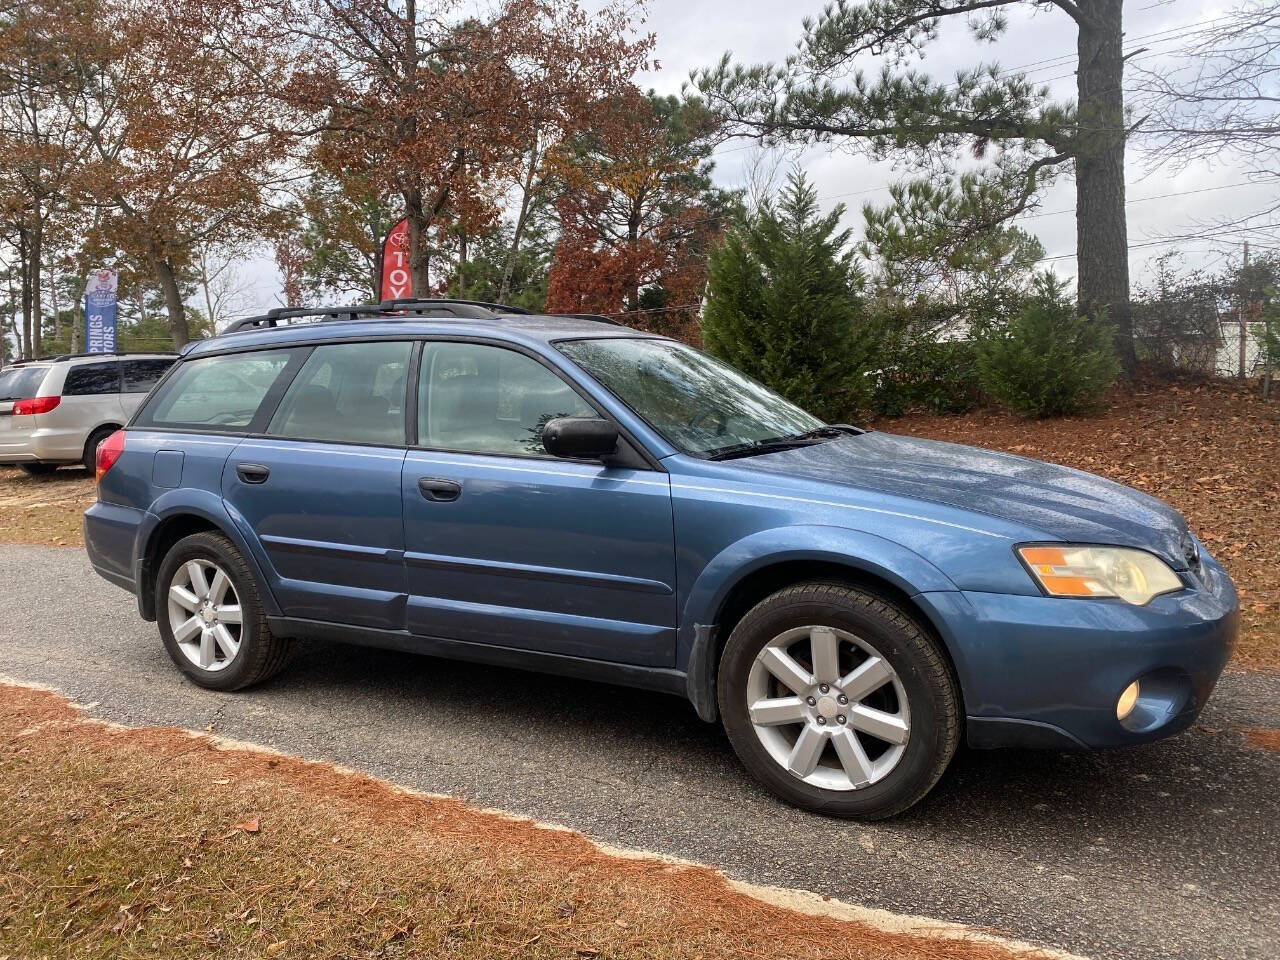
[223,340,412,630]
[401,340,677,666]
[48,360,126,459]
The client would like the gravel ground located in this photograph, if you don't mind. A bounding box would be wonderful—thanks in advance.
[1,544,1277,960]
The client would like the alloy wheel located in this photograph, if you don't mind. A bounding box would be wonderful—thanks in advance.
[746,625,911,790]
[167,558,243,672]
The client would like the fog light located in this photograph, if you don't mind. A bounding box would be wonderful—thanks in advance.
[1117,680,1141,721]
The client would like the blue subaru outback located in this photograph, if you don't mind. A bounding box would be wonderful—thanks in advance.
[84,299,1237,818]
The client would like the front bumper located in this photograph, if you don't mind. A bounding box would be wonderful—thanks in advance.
[920,552,1238,750]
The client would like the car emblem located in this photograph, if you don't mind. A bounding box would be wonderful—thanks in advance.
[1180,531,1200,567]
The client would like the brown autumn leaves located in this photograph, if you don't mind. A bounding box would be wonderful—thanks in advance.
[0,0,703,348]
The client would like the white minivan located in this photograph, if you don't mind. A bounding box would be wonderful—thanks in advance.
[0,353,176,474]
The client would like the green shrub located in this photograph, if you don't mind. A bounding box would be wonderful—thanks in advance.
[702,172,872,421]
[977,276,1120,417]
[871,334,982,416]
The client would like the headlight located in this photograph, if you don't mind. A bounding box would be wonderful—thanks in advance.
[1017,545,1184,605]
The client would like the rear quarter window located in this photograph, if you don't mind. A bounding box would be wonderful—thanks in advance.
[135,349,296,430]
[0,366,51,401]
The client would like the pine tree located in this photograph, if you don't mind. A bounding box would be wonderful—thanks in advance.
[702,172,870,421]
[701,172,870,419]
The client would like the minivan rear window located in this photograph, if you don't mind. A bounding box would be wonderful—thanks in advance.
[0,366,50,401]
[135,350,296,430]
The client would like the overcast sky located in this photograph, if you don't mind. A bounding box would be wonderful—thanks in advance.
[240,0,1270,313]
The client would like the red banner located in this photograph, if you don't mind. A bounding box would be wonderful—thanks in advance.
[379,218,410,301]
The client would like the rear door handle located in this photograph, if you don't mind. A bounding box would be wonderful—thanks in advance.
[418,477,461,502]
[236,463,270,484]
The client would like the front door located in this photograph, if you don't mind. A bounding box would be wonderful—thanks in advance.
[223,340,412,630]
[402,340,677,667]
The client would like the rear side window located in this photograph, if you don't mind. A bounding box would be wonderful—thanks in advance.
[136,350,295,430]
[122,358,176,393]
[0,366,50,401]
[268,341,411,445]
[63,361,121,396]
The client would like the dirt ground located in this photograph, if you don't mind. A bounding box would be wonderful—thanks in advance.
[1,379,1275,668]
[0,683,1053,960]
[0,465,94,546]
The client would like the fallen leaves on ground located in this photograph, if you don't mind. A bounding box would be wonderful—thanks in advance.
[885,380,1280,671]
[0,683,1054,960]
[0,466,95,545]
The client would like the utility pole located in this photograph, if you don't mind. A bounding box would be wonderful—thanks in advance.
[1239,240,1250,380]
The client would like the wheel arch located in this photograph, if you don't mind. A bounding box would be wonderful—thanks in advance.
[680,527,965,724]
[136,501,278,621]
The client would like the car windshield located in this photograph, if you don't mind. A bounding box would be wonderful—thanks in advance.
[557,338,824,457]
[0,366,50,401]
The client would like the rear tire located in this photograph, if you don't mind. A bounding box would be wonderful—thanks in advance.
[155,531,291,691]
[718,581,960,819]
[83,426,118,473]
[19,463,59,476]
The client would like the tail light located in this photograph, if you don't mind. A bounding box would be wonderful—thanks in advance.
[96,429,126,482]
[12,396,60,416]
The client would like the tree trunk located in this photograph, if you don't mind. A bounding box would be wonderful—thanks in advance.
[18,229,32,360]
[1075,0,1136,372]
[499,143,540,303]
[149,251,190,349]
[405,190,431,296]
[457,228,468,297]
[29,219,42,358]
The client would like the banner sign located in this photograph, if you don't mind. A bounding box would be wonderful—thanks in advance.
[379,218,410,302]
[84,269,119,353]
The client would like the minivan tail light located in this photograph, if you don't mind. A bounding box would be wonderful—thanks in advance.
[11,395,60,416]
[96,429,126,482]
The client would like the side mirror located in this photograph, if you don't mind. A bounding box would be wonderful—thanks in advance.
[542,417,620,461]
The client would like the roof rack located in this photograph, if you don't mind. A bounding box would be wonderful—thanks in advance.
[8,350,177,364]
[221,298,624,334]
[222,298,524,334]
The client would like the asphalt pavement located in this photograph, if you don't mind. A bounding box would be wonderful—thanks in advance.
[1,545,1276,959]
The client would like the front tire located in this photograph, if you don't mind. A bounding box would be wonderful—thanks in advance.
[155,531,291,691]
[718,581,959,819]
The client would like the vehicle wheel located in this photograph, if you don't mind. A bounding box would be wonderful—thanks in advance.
[19,463,59,476]
[82,426,117,473]
[156,531,291,691]
[718,581,960,819]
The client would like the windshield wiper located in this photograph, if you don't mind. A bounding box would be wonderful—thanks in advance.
[705,424,866,461]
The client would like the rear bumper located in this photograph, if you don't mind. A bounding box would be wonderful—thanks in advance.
[85,500,146,597]
[920,553,1238,750]
[0,425,85,463]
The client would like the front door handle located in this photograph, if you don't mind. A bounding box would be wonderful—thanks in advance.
[236,463,270,484]
[418,477,462,502]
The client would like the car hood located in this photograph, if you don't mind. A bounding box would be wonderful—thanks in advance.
[729,431,1192,567]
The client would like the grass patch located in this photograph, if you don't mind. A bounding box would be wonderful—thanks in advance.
[0,684,1055,960]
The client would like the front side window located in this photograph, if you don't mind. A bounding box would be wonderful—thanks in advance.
[557,338,823,456]
[419,342,594,457]
[122,358,176,393]
[137,349,294,430]
[269,341,411,445]
[63,361,121,396]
